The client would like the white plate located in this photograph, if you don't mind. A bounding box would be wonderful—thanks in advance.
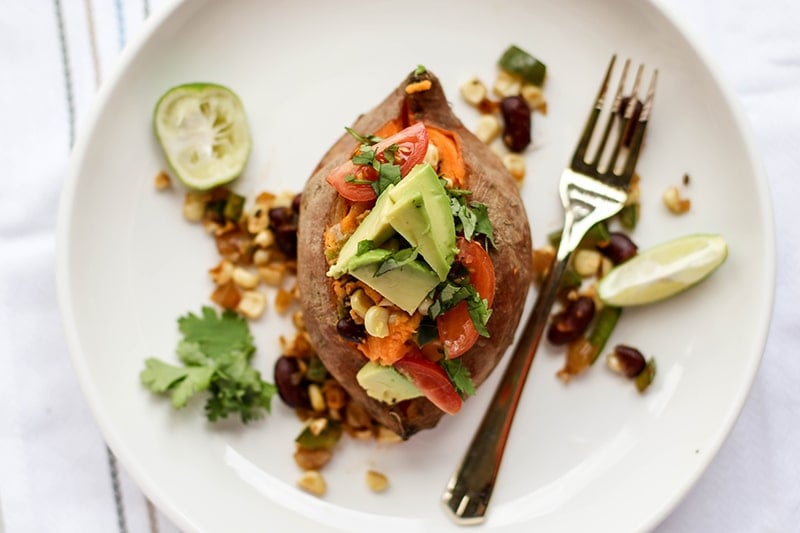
[57,0,774,531]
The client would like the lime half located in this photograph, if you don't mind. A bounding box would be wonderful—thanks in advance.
[598,234,728,306]
[153,83,251,190]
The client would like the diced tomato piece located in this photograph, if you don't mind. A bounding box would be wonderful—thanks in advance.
[326,122,429,202]
[394,353,462,415]
[437,238,496,358]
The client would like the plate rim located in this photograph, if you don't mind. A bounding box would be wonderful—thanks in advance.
[55,0,777,531]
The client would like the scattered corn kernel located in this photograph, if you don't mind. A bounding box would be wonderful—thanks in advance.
[502,153,526,182]
[460,76,488,106]
[253,249,271,266]
[236,290,266,319]
[308,417,328,436]
[209,259,234,285]
[531,245,555,276]
[232,267,260,290]
[309,384,326,412]
[294,448,332,471]
[154,170,171,190]
[573,249,603,277]
[366,470,389,493]
[599,257,614,278]
[247,208,269,234]
[297,470,326,497]
[520,84,546,111]
[259,264,285,287]
[364,306,390,338]
[376,426,403,444]
[662,186,691,214]
[625,174,641,205]
[474,114,501,144]
[292,310,305,331]
[253,229,275,248]
[493,70,522,98]
[275,287,294,314]
[183,192,209,222]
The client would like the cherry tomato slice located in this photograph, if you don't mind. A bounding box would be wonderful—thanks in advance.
[326,122,429,202]
[394,353,462,415]
[437,238,496,359]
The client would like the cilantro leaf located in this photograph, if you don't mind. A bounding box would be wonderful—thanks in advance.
[141,307,276,423]
[344,127,382,145]
[375,247,418,276]
[372,163,401,196]
[440,359,477,397]
[447,190,496,248]
[415,64,428,75]
[469,202,496,248]
[178,306,255,360]
[428,280,492,338]
[356,240,375,255]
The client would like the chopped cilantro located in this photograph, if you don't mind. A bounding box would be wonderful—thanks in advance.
[375,247,418,276]
[440,359,477,397]
[356,240,375,255]
[414,317,439,347]
[446,188,496,248]
[428,280,492,338]
[140,306,277,423]
[372,162,401,196]
[345,126,382,145]
[415,64,427,75]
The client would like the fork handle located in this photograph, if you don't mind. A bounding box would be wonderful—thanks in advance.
[441,248,573,524]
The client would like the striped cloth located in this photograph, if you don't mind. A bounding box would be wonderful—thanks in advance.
[1,2,179,532]
[1,1,798,532]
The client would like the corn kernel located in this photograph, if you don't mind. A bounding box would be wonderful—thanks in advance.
[663,186,691,214]
[474,114,501,144]
[209,259,234,285]
[460,76,487,106]
[275,287,294,314]
[350,289,374,318]
[232,267,260,290]
[253,229,275,248]
[366,470,389,493]
[493,70,522,98]
[364,306,390,338]
[573,249,603,277]
[502,153,526,182]
[247,207,269,234]
[520,84,545,110]
[183,192,209,222]
[423,141,440,170]
[252,249,271,266]
[297,470,326,497]
[237,290,266,320]
[309,384,326,412]
[154,170,171,190]
[376,426,403,444]
[308,417,328,436]
[294,448,332,471]
[259,264,286,286]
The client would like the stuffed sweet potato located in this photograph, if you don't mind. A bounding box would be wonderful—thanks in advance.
[297,68,532,439]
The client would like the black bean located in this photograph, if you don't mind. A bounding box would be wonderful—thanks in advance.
[274,356,309,409]
[500,96,532,152]
[546,296,596,345]
[291,193,303,214]
[598,232,638,264]
[274,225,298,258]
[608,345,646,378]
[268,206,296,229]
[336,316,366,343]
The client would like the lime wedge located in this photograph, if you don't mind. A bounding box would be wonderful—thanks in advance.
[597,234,728,306]
[153,83,251,190]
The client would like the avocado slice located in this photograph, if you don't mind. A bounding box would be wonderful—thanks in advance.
[327,184,397,278]
[356,361,422,404]
[386,164,456,281]
[349,256,439,314]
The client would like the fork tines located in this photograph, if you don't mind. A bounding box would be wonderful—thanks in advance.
[572,55,658,189]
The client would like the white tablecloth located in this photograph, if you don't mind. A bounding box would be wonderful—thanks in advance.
[1,1,797,531]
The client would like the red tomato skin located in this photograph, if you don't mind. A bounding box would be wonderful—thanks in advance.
[325,122,429,202]
[394,355,462,415]
[437,238,496,358]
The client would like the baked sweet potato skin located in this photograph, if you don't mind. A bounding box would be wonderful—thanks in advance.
[297,69,532,438]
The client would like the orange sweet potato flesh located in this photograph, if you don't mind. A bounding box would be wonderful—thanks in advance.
[297,69,532,439]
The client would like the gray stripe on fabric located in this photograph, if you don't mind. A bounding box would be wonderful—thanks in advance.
[144,0,150,19]
[52,0,75,147]
[107,445,128,533]
[83,0,102,87]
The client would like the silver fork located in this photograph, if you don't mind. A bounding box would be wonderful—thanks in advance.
[442,55,657,525]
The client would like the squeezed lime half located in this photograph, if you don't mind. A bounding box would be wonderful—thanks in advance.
[597,234,728,306]
[153,83,251,190]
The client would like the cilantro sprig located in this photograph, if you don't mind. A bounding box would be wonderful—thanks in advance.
[446,186,496,248]
[428,279,492,338]
[440,359,477,397]
[140,306,277,423]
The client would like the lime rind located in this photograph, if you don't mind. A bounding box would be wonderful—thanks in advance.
[153,83,251,190]
[597,234,728,307]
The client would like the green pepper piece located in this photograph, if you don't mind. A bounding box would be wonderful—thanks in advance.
[223,192,245,222]
[295,420,342,450]
[588,306,622,364]
[619,203,639,230]
[498,45,547,86]
[548,221,610,249]
[635,358,656,392]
